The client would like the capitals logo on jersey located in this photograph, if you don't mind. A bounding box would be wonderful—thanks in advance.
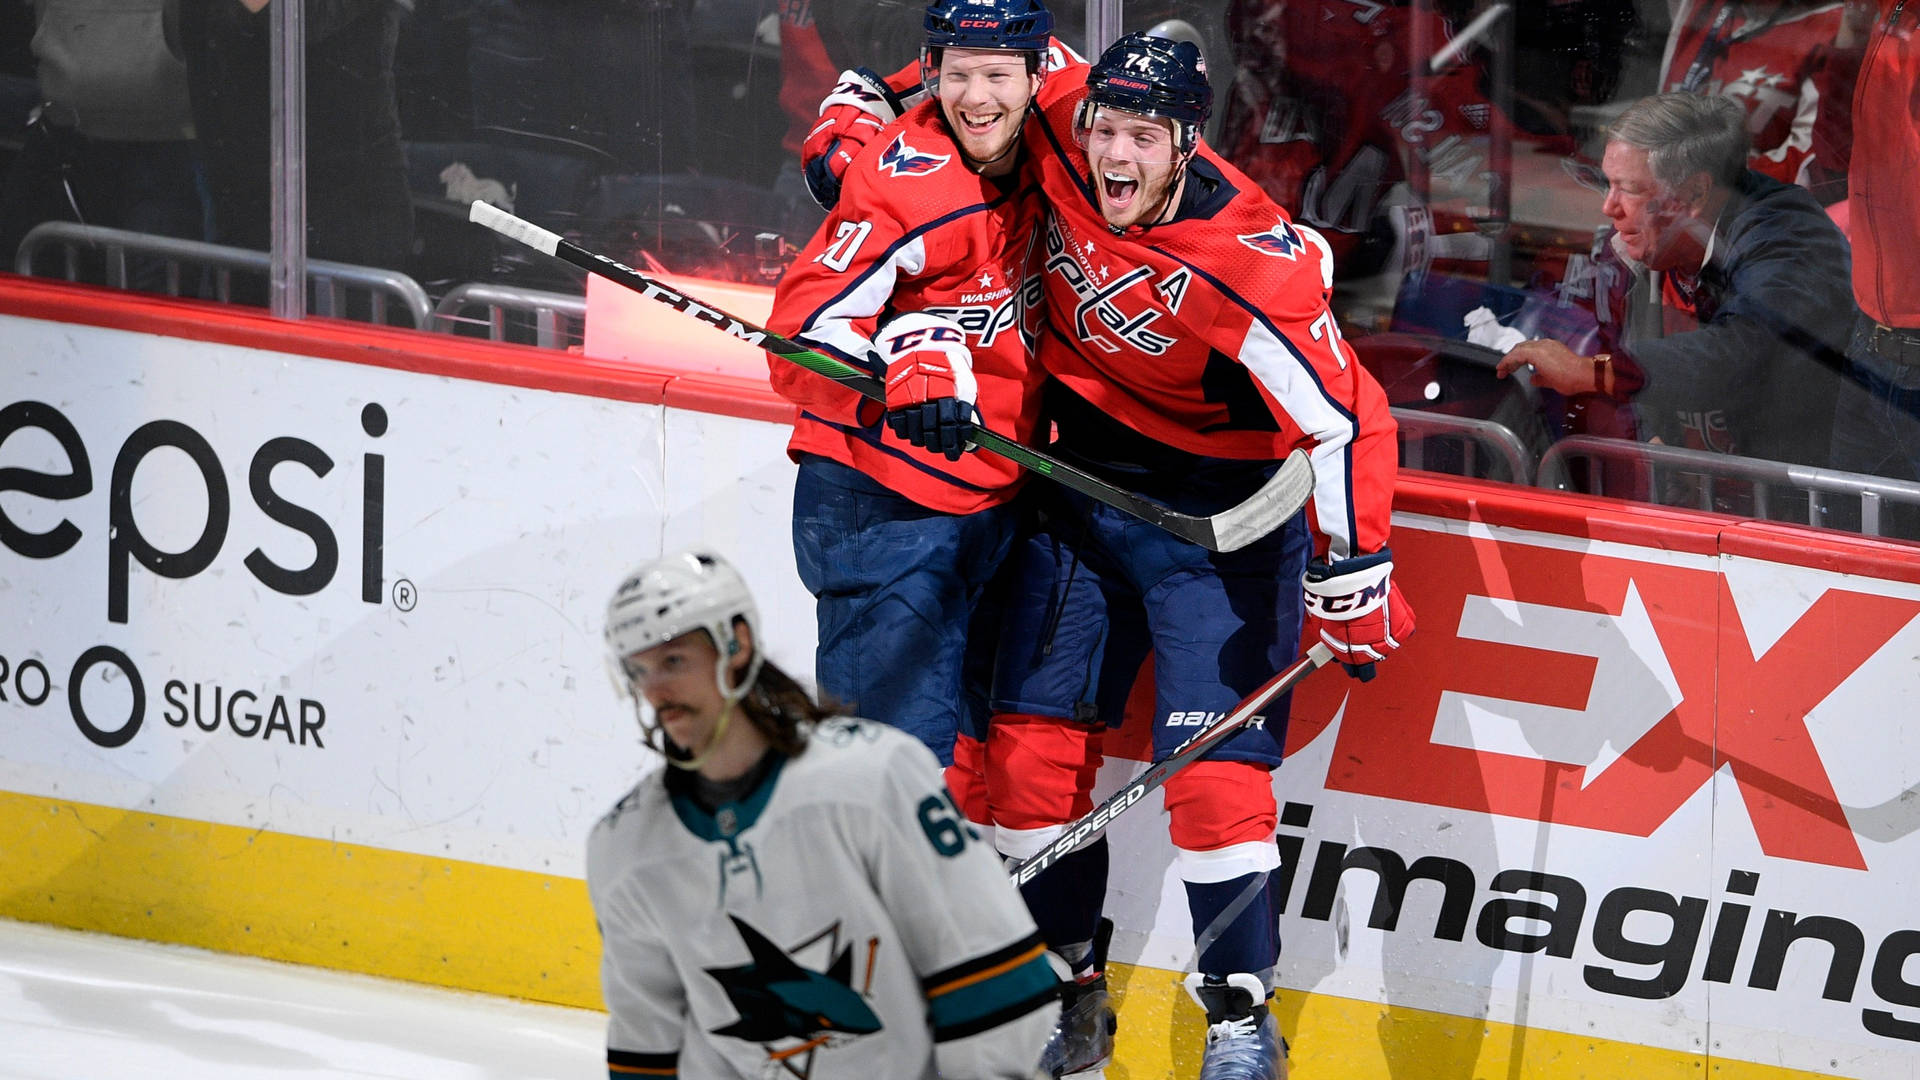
[878,135,951,178]
[924,233,1046,351]
[1238,219,1308,260]
[705,914,884,1076]
[1043,211,1178,355]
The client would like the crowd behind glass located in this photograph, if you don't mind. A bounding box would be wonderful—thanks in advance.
[4,0,1915,536]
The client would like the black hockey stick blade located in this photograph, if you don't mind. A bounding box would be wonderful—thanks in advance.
[468,201,1314,553]
[1007,642,1335,885]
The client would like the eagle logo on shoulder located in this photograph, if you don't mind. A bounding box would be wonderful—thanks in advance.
[1238,219,1307,260]
[878,134,951,178]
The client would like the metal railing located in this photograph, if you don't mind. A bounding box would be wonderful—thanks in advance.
[1391,407,1536,486]
[15,222,433,328]
[431,282,586,349]
[1539,435,1920,537]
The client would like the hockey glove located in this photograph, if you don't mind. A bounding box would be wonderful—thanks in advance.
[1302,549,1415,682]
[801,68,904,210]
[876,312,978,461]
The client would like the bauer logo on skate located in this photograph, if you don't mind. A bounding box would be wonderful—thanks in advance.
[877,135,952,178]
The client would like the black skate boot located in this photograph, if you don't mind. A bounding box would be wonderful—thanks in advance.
[1181,972,1286,1080]
[1039,919,1117,1077]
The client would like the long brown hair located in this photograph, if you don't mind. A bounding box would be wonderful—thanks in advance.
[737,659,832,758]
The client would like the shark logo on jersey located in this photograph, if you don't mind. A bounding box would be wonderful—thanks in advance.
[705,915,882,1075]
[878,135,951,178]
[1239,220,1307,259]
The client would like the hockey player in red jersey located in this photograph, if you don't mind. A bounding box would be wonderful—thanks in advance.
[794,28,1414,1080]
[768,0,1056,845]
[979,35,1414,1080]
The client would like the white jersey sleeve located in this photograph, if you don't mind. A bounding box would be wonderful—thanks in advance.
[859,727,1061,1078]
[586,785,690,1075]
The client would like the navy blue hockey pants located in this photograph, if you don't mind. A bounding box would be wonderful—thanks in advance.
[792,454,1016,765]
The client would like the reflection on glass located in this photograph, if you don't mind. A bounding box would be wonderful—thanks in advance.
[1213,0,1918,540]
[0,0,1914,538]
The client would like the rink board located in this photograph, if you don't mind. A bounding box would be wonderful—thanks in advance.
[2,280,1917,1079]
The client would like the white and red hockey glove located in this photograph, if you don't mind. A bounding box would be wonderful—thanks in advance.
[801,67,905,210]
[876,312,978,461]
[1302,549,1415,682]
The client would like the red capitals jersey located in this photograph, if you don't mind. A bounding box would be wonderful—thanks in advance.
[1021,89,1399,560]
[770,103,1047,514]
[1216,0,1505,270]
[1662,0,1846,186]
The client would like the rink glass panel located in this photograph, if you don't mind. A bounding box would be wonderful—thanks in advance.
[3,0,1899,536]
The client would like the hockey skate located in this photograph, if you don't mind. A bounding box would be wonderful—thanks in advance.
[1182,972,1287,1080]
[1039,920,1117,1078]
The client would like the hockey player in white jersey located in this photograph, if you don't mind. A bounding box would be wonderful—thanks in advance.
[587,549,1062,1079]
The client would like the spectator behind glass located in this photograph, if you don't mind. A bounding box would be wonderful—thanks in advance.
[1660,0,1848,195]
[1497,92,1854,473]
[1813,0,1920,498]
[0,0,208,290]
[177,0,413,298]
[1216,0,1513,284]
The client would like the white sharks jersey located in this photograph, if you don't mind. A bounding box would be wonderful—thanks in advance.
[586,717,1060,1079]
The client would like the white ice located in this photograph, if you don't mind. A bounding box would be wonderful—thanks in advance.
[0,918,604,1078]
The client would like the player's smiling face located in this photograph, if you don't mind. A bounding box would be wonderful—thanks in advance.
[1080,107,1183,229]
[936,49,1039,174]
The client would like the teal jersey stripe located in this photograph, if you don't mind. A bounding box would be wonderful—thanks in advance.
[927,950,1061,1040]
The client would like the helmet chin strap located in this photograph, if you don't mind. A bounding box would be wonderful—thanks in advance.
[662,647,754,771]
[663,699,736,772]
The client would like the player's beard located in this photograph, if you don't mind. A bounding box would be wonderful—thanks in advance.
[947,102,1028,173]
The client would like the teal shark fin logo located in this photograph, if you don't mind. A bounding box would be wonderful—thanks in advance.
[706,915,883,1043]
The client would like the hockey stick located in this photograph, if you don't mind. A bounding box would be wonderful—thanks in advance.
[1008,642,1335,886]
[468,201,1313,553]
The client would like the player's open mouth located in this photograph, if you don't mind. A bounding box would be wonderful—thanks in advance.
[1101,171,1139,208]
[961,111,1002,135]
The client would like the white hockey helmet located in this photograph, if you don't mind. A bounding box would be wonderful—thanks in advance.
[605,549,764,705]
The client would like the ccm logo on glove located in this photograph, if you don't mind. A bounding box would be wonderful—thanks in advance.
[876,313,978,462]
[1302,549,1414,682]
